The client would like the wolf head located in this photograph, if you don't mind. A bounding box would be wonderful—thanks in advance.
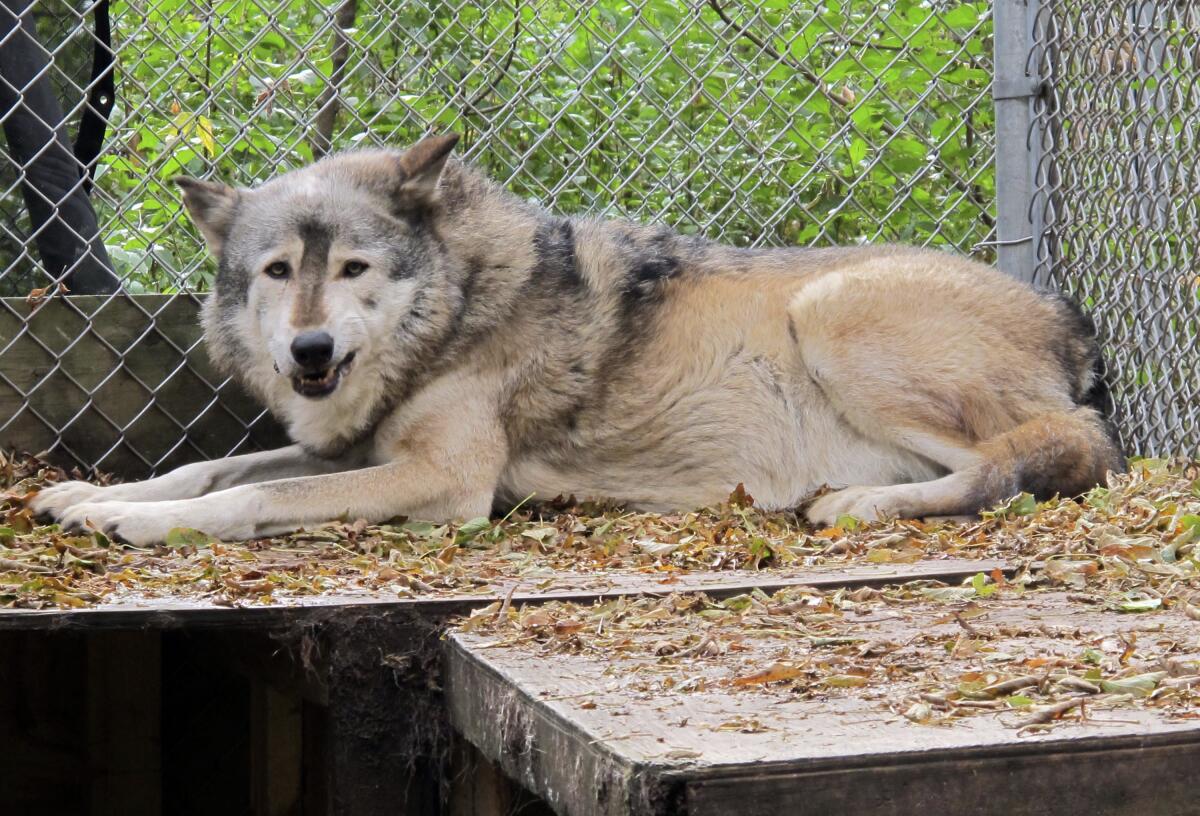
[176,134,468,449]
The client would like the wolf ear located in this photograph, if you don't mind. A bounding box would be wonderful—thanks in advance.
[395,133,460,205]
[174,177,239,255]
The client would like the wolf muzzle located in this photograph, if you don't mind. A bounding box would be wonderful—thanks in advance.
[290,330,355,398]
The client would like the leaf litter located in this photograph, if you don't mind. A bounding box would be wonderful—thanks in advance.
[2,453,1199,731]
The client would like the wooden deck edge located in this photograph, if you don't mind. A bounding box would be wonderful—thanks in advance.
[447,626,1200,816]
[0,558,1010,632]
[681,735,1200,816]
[444,632,676,816]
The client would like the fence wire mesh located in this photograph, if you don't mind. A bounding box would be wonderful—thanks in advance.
[52,0,1200,479]
[0,0,998,475]
[1031,0,1199,458]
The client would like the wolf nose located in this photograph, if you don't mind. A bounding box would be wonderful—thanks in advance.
[291,331,335,370]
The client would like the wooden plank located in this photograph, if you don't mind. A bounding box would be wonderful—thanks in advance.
[0,558,1008,631]
[445,593,1200,816]
[448,737,556,816]
[684,741,1200,816]
[0,632,91,813]
[250,681,304,816]
[87,631,163,816]
[0,294,287,477]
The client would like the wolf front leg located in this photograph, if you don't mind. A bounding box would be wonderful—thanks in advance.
[60,455,505,546]
[29,444,362,520]
[58,398,509,545]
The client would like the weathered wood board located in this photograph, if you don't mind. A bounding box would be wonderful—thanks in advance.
[445,593,1200,816]
[2,558,1010,815]
[0,558,1005,631]
[0,294,287,477]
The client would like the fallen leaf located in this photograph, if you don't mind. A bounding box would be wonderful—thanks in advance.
[731,662,804,686]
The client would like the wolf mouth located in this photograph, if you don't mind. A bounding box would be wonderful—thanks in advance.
[293,352,357,399]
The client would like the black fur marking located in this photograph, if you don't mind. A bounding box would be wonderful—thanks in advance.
[627,255,679,294]
[1044,292,1122,458]
[216,257,250,308]
[297,220,333,268]
[1044,291,1098,396]
[447,259,482,339]
[585,230,686,417]
[623,229,680,302]
[532,219,582,293]
[363,295,378,309]
[788,316,799,344]
[390,248,424,280]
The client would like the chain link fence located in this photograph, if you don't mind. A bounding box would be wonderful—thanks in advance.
[11,0,1187,474]
[0,0,999,476]
[1030,0,1199,457]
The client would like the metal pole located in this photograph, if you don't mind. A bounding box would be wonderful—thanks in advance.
[992,0,1042,283]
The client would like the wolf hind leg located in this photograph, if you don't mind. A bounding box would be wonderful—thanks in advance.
[806,409,1121,525]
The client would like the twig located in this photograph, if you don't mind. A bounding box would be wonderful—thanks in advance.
[312,0,359,159]
[496,582,518,621]
[463,0,522,115]
[1056,676,1102,695]
[706,0,841,109]
[980,674,1039,697]
[1018,695,1086,728]
[0,557,51,573]
[674,633,715,658]
[952,610,980,635]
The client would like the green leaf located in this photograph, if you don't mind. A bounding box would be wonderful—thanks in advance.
[920,586,977,603]
[392,520,440,539]
[1099,672,1166,698]
[722,593,754,612]
[1005,694,1034,707]
[1115,597,1162,613]
[971,572,997,598]
[848,138,867,167]
[455,517,493,544]
[1176,514,1200,543]
[0,526,15,545]
[196,115,217,157]
[164,527,212,548]
[996,492,1038,517]
[834,514,861,531]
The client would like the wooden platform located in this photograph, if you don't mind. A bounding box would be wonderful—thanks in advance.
[445,591,1200,816]
[1,559,1007,815]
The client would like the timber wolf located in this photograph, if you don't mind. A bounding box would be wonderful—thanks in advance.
[30,134,1123,545]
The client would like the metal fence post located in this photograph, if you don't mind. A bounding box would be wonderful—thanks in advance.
[992,0,1041,283]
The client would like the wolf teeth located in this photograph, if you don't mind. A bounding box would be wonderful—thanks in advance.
[301,369,334,384]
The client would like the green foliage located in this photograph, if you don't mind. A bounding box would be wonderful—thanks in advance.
[95,0,995,290]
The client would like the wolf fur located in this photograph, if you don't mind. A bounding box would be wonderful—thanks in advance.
[31,134,1124,545]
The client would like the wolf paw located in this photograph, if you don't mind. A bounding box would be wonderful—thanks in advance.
[28,481,108,520]
[58,500,183,546]
[806,486,904,527]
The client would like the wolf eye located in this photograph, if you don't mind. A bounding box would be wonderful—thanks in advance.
[342,260,368,278]
[264,261,290,279]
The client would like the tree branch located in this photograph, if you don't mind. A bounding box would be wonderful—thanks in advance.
[463,0,522,116]
[705,0,995,231]
[312,0,359,159]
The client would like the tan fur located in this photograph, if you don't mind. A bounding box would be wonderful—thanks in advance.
[30,135,1123,545]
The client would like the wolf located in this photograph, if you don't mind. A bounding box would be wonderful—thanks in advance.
[30,133,1124,546]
